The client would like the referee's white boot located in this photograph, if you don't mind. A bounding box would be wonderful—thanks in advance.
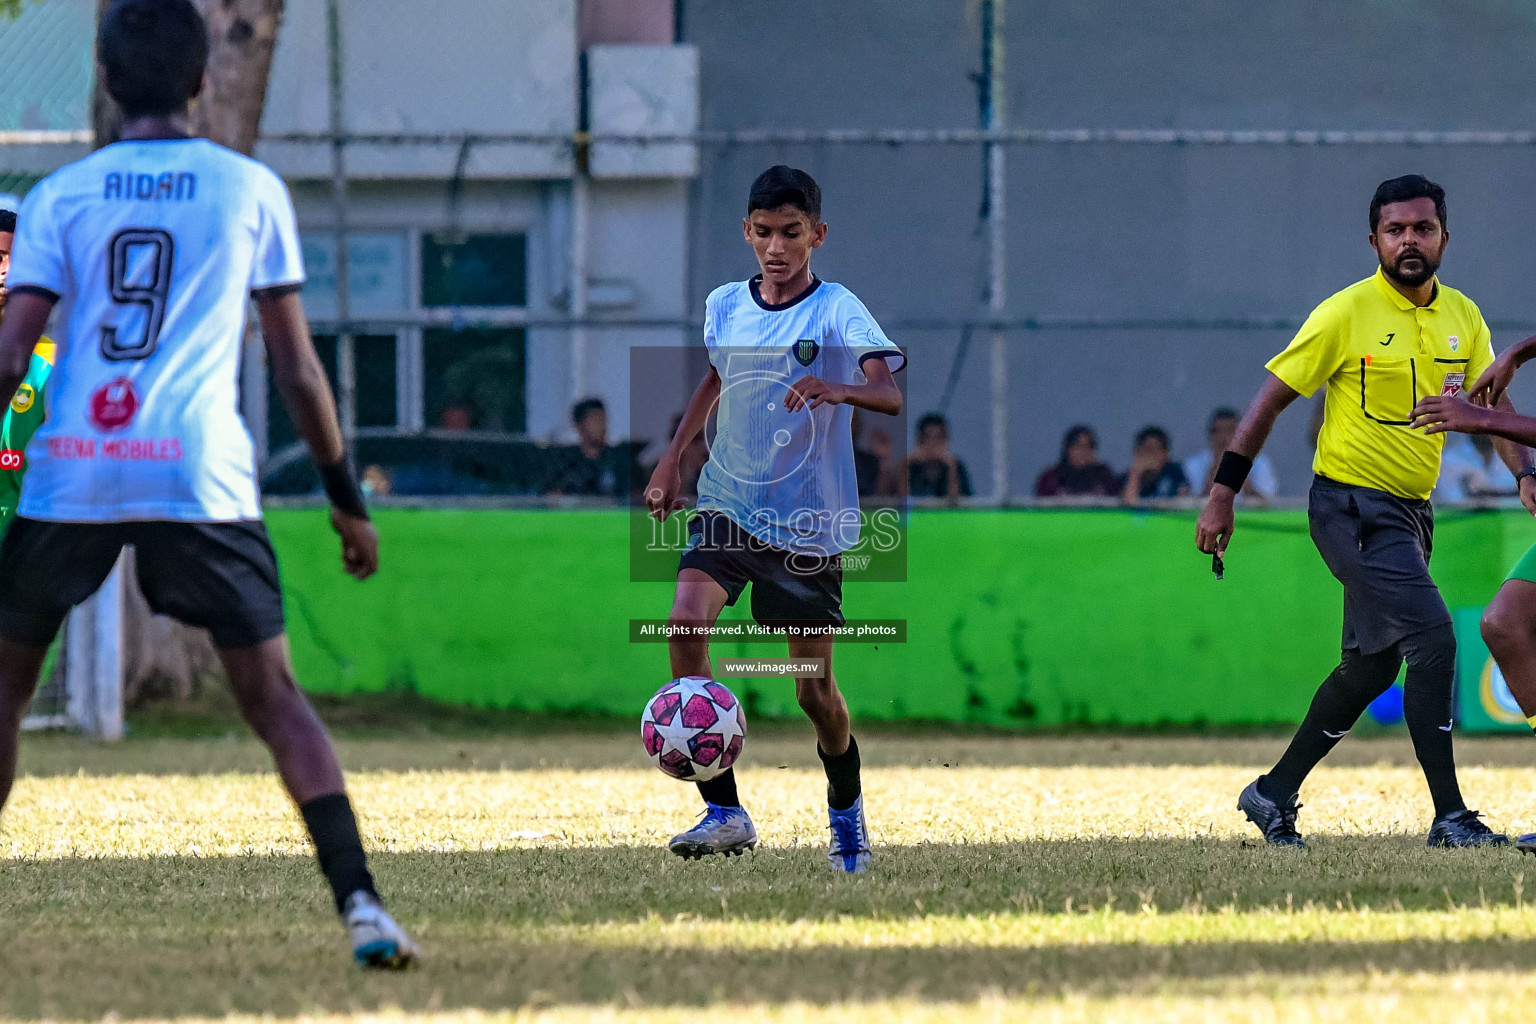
[670,802,758,859]
[343,891,419,969]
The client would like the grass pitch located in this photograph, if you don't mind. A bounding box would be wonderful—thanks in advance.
[5,730,1536,1023]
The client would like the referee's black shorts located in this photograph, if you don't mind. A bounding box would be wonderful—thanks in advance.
[0,517,287,650]
[1308,474,1450,656]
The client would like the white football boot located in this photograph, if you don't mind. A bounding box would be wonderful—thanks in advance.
[827,793,872,874]
[343,891,419,969]
[669,802,758,859]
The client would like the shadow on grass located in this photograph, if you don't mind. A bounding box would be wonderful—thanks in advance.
[3,839,1536,1018]
[17,726,1536,778]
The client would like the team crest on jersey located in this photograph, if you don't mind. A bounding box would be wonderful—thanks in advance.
[792,338,820,367]
[88,377,140,433]
[9,384,34,414]
[1449,335,1460,351]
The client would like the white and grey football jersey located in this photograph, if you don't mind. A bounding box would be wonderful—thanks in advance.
[696,277,905,555]
[8,138,304,522]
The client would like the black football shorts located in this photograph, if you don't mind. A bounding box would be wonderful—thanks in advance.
[678,510,844,628]
[0,517,287,650]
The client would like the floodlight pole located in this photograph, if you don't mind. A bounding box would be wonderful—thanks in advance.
[981,0,1009,505]
[327,0,356,442]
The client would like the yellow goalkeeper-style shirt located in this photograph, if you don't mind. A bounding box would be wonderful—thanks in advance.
[1266,268,1496,502]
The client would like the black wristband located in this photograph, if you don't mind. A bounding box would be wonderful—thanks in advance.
[1213,451,1253,493]
[320,459,370,520]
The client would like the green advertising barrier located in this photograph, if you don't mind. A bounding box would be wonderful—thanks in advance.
[264,507,1536,728]
[1454,606,1529,732]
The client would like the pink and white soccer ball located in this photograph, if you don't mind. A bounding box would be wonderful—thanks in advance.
[641,676,747,781]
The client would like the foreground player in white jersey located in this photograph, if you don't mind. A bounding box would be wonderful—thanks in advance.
[645,166,905,872]
[0,0,414,968]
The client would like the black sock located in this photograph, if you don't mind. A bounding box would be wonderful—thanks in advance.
[299,793,378,913]
[819,734,862,811]
[1399,623,1465,818]
[1262,646,1401,802]
[697,767,740,808]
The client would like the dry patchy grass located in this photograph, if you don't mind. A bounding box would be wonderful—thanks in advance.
[3,733,1536,1023]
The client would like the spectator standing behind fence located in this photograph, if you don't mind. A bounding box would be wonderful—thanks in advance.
[1120,426,1190,502]
[1034,424,1118,498]
[907,412,972,501]
[546,397,629,499]
[1183,408,1278,504]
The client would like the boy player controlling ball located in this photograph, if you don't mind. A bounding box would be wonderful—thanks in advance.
[646,166,905,873]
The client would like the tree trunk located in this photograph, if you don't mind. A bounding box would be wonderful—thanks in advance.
[94,0,285,156]
[91,0,286,708]
[190,0,285,155]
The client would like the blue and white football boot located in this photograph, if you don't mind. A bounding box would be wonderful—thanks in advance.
[669,802,758,859]
[343,891,419,969]
[827,793,872,874]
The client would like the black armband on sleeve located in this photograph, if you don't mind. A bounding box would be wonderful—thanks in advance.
[10,285,60,304]
[319,458,370,520]
[251,282,304,301]
[1213,451,1254,493]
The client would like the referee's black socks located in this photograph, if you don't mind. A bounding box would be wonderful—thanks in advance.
[819,734,862,811]
[1263,646,1400,802]
[1262,624,1464,819]
[299,792,379,913]
[1399,623,1465,818]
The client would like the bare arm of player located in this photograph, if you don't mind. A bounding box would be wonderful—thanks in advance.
[1468,334,1536,409]
[645,366,722,522]
[1484,394,1536,516]
[0,289,52,407]
[782,356,902,416]
[1412,394,1536,515]
[256,289,380,580]
[1194,372,1302,556]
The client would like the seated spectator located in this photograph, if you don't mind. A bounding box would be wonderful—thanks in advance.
[1183,407,1278,504]
[1034,424,1118,497]
[1435,432,1516,502]
[852,408,902,498]
[1120,425,1190,502]
[907,412,972,501]
[360,464,393,498]
[546,397,631,499]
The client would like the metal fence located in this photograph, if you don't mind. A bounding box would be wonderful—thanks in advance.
[8,121,1536,509]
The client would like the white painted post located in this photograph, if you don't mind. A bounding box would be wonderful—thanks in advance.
[985,0,1009,506]
[570,169,591,414]
[63,553,125,740]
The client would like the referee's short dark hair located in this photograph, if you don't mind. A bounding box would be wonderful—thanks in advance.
[1370,175,1447,233]
[571,396,605,425]
[98,0,208,119]
[0,208,14,234]
[748,166,822,221]
[1135,425,1171,449]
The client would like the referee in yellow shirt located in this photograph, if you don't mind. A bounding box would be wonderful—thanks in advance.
[1196,174,1536,849]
